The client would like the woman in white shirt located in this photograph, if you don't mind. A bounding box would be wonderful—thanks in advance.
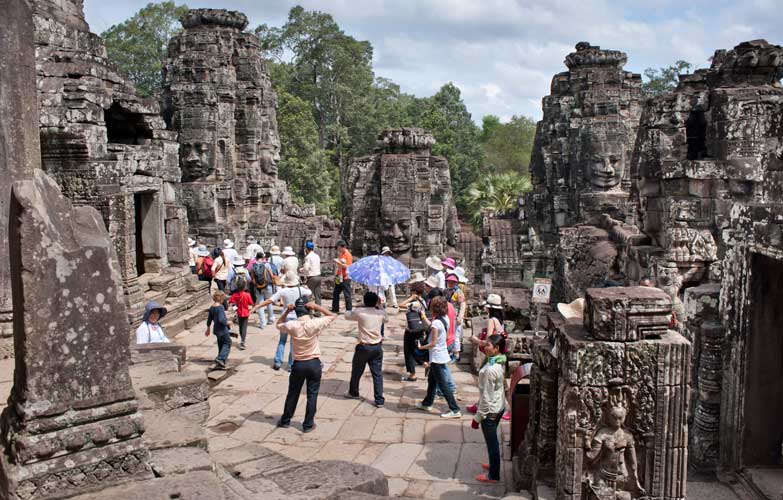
[414,296,461,419]
[136,301,171,344]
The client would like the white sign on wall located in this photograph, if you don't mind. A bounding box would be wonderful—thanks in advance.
[531,278,552,304]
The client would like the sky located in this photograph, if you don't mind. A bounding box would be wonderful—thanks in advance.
[84,0,782,123]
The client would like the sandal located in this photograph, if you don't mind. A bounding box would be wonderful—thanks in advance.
[475,473,498,483]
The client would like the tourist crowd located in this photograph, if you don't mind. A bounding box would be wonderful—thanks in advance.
[138,236,512,484]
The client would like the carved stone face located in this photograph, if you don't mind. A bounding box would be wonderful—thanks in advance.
[608,407,627,430]
[586,152,624,189]
[259,146,280,177]
[381,213,412,254]
[180,142,213,180]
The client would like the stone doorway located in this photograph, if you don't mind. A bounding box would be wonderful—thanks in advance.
[743,253,783,467]
[134,191,159,276]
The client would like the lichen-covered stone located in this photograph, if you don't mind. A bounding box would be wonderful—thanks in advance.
[584,286,672,341]
[0,171,151,498]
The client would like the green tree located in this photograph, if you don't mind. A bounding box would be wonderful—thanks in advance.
[101,1,189,97]
[410,83,484,208]
[480,115,501,143]
[464,172,532,226]
[482,115,537,175]
[642,60,692,96]
[255,6,374,176]
[276,90,337,215]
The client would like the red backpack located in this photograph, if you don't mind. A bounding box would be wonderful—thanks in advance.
[203,255,214,279]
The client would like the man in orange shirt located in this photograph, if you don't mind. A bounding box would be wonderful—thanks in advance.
[331,240,353,313]
[276,302,336,432]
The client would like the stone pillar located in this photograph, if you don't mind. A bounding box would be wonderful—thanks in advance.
[556,287,690,500]
[0,0,39,354]
[0,3,150,497]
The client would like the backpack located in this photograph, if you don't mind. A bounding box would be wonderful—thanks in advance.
[253,262,272,289]
[203,256,214,279]
[406,300,429,334]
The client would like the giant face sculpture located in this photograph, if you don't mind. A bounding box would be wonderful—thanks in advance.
[580,126,627,190]
[258,144,280,177]
[180,141,213,181]
[380,210,412,255]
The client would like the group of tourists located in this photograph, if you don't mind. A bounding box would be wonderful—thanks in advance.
[139,237,510,483]
[267,252,510,484]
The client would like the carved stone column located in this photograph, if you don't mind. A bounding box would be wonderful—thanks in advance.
[556,287,691,500]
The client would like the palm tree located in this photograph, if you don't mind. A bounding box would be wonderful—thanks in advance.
[465,172,532,226]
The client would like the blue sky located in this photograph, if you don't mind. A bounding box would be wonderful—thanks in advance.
[84,0,782,122]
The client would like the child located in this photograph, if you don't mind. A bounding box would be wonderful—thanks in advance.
[228,279,253,350]
[206,290,233,370]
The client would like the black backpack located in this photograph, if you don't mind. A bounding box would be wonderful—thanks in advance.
[253,262,271,289]
[406,300,429,334]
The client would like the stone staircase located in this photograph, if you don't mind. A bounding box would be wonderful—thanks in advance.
[134,266,212,337]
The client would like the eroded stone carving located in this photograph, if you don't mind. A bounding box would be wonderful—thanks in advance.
[342,128,459,266]
[164,9,339,256]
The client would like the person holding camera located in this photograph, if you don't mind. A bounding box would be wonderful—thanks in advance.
[252,270,312,370]
[275,302,336,433]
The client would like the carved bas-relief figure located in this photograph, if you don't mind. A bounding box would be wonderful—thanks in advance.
[585,400,645,500]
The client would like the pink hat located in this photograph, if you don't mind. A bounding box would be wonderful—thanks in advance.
[445,272,459,283]
[441,257,456,269]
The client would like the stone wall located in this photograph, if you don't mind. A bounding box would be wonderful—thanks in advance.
[342,128,459,267]
[163,9,340,257]
[32,0,188,322]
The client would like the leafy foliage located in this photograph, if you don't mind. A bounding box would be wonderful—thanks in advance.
[464,172,533,225]
[481,114,536,175]
[101,1,189,97]
[642,60,692,96]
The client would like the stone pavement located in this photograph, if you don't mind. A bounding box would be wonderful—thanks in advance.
[175,306,512,500]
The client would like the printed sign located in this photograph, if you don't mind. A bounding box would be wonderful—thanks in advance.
[531,278,552,304]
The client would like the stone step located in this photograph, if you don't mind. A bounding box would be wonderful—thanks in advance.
[143,289,169,305]
[142,409,208,451]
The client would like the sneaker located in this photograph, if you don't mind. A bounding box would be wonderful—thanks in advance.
[214,359,226,368]
[238,343,246,350]
[276,421,290,428]
[415,403,434,412]
[401,375,418,382]
[343,392,359,399]
[374,402,385,409]
[272,363,281,371]
[440,410,462,419]
[302,424,317,434]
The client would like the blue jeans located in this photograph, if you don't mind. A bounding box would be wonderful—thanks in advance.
[274,318,294,369]
[481,411,503,480]
[435,363,457,397]
[422,363,460,412]
[257,286,275,326]
[215,332,231,364]
[348,344,385,405]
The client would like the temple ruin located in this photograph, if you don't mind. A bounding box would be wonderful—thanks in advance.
[0,0,781,498]
[342,128,459,266]
[163,9,341,255]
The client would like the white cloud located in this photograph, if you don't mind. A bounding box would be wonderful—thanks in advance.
[83,0,783,123]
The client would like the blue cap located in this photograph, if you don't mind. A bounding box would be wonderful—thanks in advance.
[305,241,315,250]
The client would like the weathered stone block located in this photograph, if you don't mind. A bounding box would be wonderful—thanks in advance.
[584,286,672,341]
